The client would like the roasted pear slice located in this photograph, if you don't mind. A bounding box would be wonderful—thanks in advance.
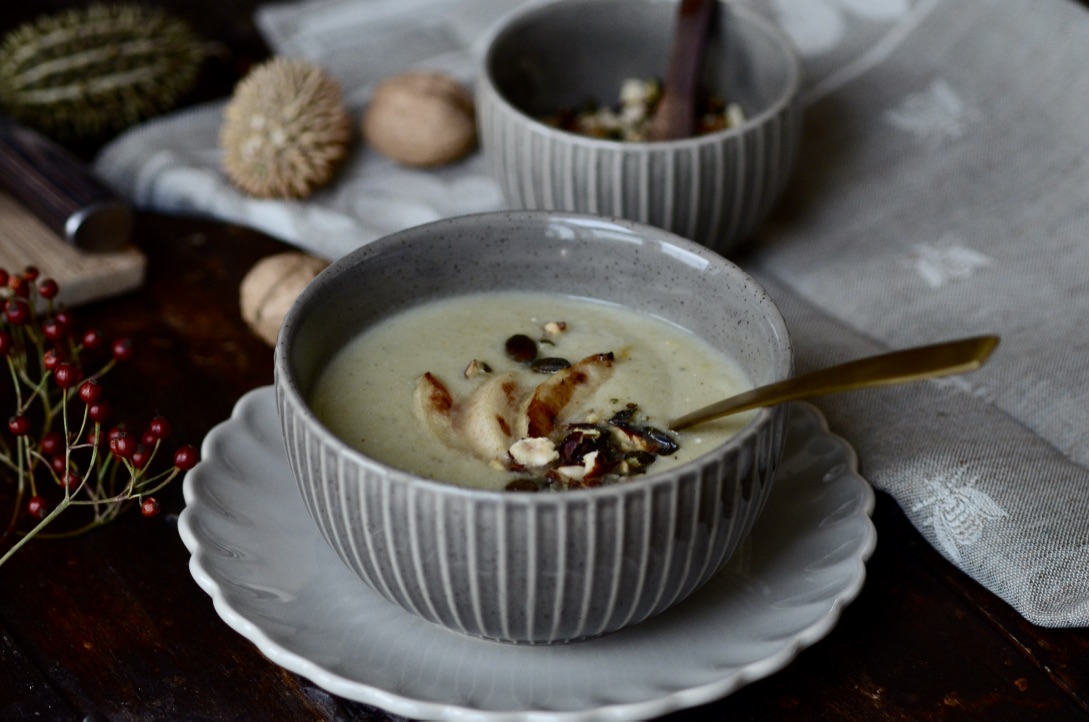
[457,372,524,463]
[523,352,615,438]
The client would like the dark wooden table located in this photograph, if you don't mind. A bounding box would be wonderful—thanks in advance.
[1,2,1087,720]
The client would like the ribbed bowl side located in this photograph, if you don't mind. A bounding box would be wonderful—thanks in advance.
[280,380,786,645]
[478,85,802,255]
[279,387,445,622]
[739,403,790,540]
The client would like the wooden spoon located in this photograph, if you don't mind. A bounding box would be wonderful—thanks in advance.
[645,0,718,141]
[669,335,1000,431]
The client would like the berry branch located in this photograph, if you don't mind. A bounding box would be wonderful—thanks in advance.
[0,265,198,568]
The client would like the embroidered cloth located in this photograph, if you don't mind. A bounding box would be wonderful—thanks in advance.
[93,0,1089,626]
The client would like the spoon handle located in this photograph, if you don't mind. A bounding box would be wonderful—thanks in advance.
[669,335,1000,431]
[646,0,717,141]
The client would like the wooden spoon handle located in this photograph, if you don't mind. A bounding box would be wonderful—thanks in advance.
[646,0,717,141]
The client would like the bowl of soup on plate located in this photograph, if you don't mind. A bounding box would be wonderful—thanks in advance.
[274,210,792,644]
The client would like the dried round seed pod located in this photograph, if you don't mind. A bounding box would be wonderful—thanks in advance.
[362,70,476,167]
[0,3,206,141]
[240,251,329,345]
[221,57,352,199]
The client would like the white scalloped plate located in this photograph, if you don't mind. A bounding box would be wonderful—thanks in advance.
[179,387,875,720]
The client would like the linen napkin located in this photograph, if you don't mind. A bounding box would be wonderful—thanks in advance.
[743,0,1089,628]
[93,0,1089,627]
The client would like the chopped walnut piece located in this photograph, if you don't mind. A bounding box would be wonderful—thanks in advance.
[414,324,686,492]
[463,358,492,379]
[542,321,567,336]
[509,437,559,468]
[554,450,604,484]
[554,463,587,482]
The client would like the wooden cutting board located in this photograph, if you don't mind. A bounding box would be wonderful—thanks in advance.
[0,190,145,307]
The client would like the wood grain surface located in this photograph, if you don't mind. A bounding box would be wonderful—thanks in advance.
[0,191,145,307]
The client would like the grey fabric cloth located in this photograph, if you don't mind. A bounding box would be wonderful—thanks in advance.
[93,0,1089,626]
[744,0,1089,627]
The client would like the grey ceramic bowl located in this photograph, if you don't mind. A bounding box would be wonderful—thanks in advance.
[476,0,802,256]
[275,210,792,644]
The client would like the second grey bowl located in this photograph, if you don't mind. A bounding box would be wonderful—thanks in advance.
[476,0,803,256]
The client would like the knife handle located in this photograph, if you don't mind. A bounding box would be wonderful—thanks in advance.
[0,117,132,252]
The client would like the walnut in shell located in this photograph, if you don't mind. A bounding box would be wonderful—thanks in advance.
[362,71,476,167]
[221,57,352,199]
[240,252,329,345]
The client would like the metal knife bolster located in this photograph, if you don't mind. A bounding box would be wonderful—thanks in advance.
[0,116,132,252]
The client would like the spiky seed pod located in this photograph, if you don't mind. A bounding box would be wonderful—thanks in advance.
[220,57,352,199]
[0,3,206,141]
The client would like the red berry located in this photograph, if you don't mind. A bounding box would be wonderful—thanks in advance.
[48,314,70,336]
[22,266,39,281]
[78,379,102,404]
[81,328,102,350]
[42,349,61,370]
[109,431,137,459]
[40,431,64,455]
[141,429,158,447]
[53,310,74,329]
[0,329,12,356]
[9,276,29,298]
[62,470,81,491]
[149,416,172,440]
[88,401,111,424]
[27,495,48,519]
[108,424,126,441]
[140,497,161,518]
[8,415,30,436]
[131,446,151,469]
[5,299,29,325]
[38,278,59,299]
[42,318,66,341]
[51,455,67,474]
[173,444,199,470]
[53,362,82,389]
[111,338,134,362]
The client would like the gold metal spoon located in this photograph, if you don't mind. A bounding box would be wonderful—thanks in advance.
[669,335,1000,431]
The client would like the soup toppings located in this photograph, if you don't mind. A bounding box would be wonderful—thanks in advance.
[414,321,680,491]
[542,78,746,142]
[310,291,753,492]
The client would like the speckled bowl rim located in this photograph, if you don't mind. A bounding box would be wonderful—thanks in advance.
[477,0,803,151]
[275,210,793,505]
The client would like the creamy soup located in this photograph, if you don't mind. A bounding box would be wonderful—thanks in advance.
[310,291,754,491]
